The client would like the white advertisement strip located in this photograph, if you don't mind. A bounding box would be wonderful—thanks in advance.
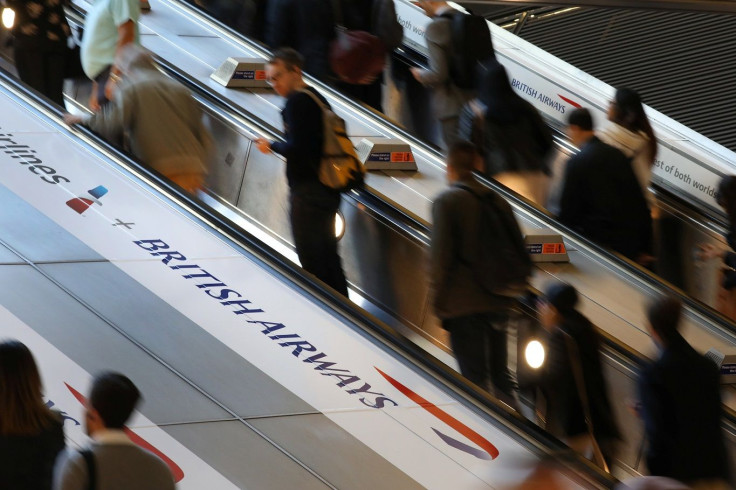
[394,0,731,211]
[0,306,238,489]
[0,93,586,488]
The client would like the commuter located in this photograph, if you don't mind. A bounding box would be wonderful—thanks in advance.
[64,45,213,194]
[430,141,524,409]
[558,108,653,264]
[80,0,140,110]
[264,0,335,82]
[410,1,476,149]
[53,372,175,490]
[699,175,736,320]
[598,88,658,209]
[457,60,553,205]
[0,340,65,490]
[636,295,730,488]
[333,0,403,112]
[7,0,71,106]
[254,48,349,296]
[536,283,619,469]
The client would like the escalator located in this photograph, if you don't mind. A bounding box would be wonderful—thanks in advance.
[5,0,736,480]
[0,64,615,489]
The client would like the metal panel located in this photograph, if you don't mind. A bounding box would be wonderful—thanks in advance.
[250,413,423,490]
[202,110,251,205]
[38,260,316,419]
[0,264,230,424]
[161,421,332,490]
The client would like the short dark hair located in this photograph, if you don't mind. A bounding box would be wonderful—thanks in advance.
[646,295,682,344]
[568,108,593,131]
[447,140,479,179]
[267,48,304,72]
[89,372,141,429]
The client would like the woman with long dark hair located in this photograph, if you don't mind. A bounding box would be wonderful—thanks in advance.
[457,60,553,205]
[0,339,65,489]
[598,88,658,207]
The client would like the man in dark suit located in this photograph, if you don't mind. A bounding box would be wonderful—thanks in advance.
[637,295,730,487]
[264,0,335,81]
[558,108,652,263]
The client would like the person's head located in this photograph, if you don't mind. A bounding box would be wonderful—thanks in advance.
[476,60,525,123]
[539,282,578,328]
[645,295,682,348]
[446,141,481,183]
[417,1,448,16]
[0,340,55,436]
[85,372,141,435]
[607,88,657,163]
[114,44,156,76]
[716,175,736,225]
[266,48,305,97]
[566,108,594,148]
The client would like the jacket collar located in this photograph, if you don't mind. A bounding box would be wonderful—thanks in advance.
[92,429,134,446]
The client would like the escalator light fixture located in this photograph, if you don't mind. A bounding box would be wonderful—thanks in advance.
[2,8,14,29]
[334,211,345,240]
[525,340,545,369]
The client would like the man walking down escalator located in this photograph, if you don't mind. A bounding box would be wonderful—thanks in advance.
[255,48,349,297]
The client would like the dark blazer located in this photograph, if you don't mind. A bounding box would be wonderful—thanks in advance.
[0,414,65,490]
[431,177,515,320]
[540,311,619,441]
[638,334,730,483]
[265,0,335,81]
[558,136,652,261]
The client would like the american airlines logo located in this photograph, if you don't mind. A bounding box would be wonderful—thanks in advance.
[66,185,108,214]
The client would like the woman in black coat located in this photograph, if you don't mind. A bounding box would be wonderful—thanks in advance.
[0,340,66,490]
[537,283,620,467]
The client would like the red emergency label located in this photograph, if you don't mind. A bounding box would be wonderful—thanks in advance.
[255,70,267,80]
[391,152,414,163]
[542,243,566,254]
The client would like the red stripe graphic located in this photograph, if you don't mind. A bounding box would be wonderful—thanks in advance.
[558,94,582,108]
[375,368,500,460]
[64,383,185,482]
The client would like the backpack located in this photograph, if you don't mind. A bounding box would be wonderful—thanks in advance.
[440,10,495,90]
[459,185,531,295]
[329,0,387,84]
[300,89,366,192]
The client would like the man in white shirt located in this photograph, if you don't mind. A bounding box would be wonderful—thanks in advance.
[53,372,175,490]
[80,0,140,109]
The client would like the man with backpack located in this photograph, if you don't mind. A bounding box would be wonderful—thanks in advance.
[255,48,349,297]
[411,1,494,149]
[430,141,530,409]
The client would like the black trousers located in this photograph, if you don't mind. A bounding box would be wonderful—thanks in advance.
[14,47,66,106]
[290,183,349,296]
[445,312,515,401]
[336,77,383,113]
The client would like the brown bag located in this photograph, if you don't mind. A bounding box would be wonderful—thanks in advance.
[329,0,386,84]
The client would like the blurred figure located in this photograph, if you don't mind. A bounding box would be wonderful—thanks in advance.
[616,476,691,490]
[0,339,65,490]
[53,372,175,490]
[410,1,475,149]
[598,88,658,208]
[431,141,528,409]
[80,0,140,109]
[558,108,653,264]
[457,60,553,205]
[637,296,730,488]
[537,283,619,470]
[65,45,213,194]
[333,0,402,112]
[254,48,349,296]
[7,0,71,106]
[700,175,736,321]
[264,0,335,82]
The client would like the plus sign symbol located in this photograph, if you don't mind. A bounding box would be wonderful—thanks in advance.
[112,218,135,229]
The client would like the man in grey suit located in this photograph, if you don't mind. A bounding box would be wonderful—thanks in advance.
[54,372,175,490]
[411,1,476,149]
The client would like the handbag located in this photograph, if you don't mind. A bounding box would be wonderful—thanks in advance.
[329,0,386,84]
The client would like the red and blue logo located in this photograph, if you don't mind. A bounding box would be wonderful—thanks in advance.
[66,185,108,214]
